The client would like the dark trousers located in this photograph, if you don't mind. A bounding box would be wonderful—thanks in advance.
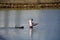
[30,26,33,29]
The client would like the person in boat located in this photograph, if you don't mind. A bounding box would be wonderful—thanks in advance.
[28,18,38,29]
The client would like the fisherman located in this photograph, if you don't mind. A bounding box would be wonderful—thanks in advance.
[28,19,33,29]
[28,18,38,37]
[28,18,38,29]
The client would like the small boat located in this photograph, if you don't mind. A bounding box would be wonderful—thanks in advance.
[15,26,24,29]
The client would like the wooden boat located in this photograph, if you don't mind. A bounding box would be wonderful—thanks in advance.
[15,26,24,29]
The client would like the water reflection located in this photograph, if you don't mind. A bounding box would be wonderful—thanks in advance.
[28,28,33,40]
[0,26,40,40]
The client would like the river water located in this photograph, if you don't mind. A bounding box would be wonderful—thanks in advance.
[0,9,60,40]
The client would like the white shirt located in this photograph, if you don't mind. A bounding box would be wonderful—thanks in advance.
[28,20,33,26]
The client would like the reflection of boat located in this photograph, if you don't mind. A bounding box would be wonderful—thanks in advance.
[15,26,24,29]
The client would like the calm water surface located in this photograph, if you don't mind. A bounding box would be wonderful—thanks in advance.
[0,9,60,40]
